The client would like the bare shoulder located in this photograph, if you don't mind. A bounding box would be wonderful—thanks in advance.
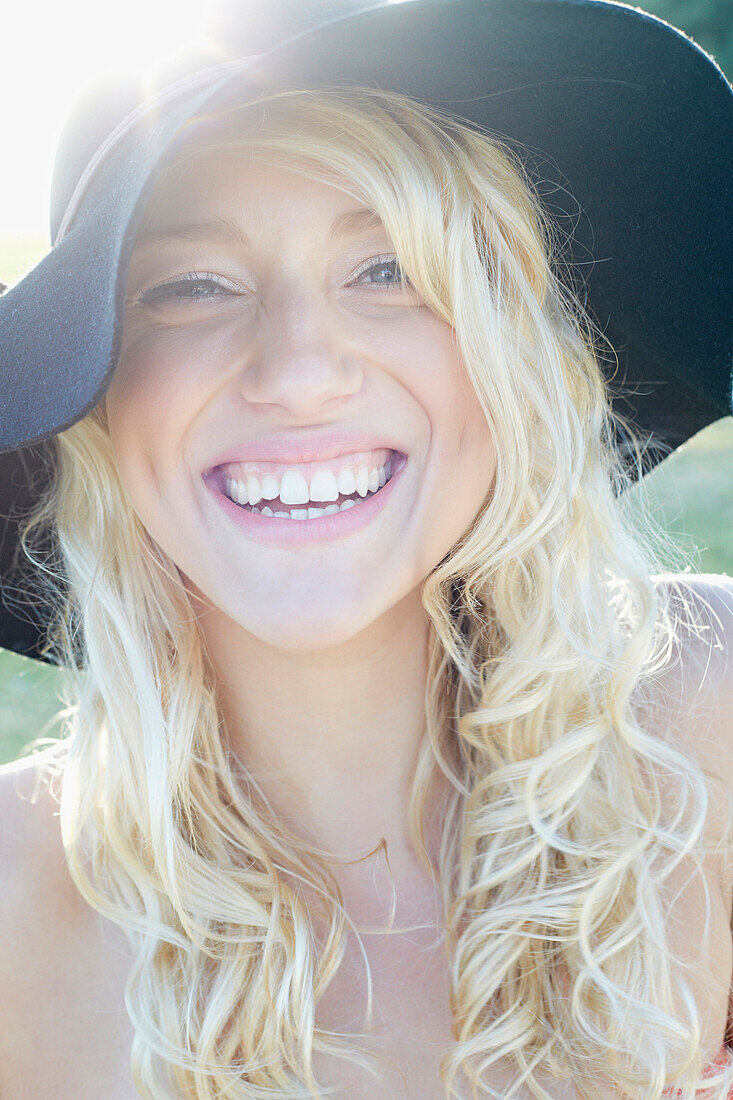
[0,747,76,1074]
[0,744,69,888]
[640,572,733,829]
[647,571,733,722]
[0,747,137,1097]
[0,743,81,934]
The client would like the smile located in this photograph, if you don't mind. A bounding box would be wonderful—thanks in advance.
[204,451,408,544]
[223,450,397,519]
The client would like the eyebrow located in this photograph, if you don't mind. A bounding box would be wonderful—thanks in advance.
[134,208,386,250]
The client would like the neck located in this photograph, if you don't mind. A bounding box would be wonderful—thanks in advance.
[194,589,446,874]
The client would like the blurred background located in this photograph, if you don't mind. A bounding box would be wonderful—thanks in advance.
[0,0,731,764]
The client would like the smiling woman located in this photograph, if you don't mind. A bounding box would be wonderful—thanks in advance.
[108,106,497,598]
[0,3,732,1100]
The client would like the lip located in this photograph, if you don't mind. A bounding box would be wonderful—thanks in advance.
[204,429,408,471]
[203,453,409,544]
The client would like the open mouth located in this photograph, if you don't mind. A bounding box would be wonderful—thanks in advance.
[217,450,407,521]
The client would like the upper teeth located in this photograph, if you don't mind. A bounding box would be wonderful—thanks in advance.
[224,455,393,507]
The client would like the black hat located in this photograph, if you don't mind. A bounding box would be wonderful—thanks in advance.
[1,0,731,659]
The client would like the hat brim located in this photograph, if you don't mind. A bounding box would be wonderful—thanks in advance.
[1,0,731,657]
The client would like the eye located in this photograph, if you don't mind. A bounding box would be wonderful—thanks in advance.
[350,254,412,290]
[136,271,244,306]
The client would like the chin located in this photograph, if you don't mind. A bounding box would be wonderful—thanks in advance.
[235,612,374,654]
[181,561,396,651]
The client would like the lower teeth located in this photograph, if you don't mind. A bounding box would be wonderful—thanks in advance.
[238,486,383,520]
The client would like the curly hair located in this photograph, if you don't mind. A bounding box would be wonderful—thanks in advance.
[16,84,733,1099]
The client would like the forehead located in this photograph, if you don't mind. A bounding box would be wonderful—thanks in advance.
[141,150,382,236]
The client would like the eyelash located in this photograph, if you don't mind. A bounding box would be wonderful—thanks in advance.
[352,253,411,289]
[136,254,411,306]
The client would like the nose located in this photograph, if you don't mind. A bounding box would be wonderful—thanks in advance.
[236,285,364,417]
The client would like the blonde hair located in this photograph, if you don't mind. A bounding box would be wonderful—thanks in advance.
[18,84,733,1098]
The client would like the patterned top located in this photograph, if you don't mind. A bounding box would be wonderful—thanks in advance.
[661,1044,732,1095]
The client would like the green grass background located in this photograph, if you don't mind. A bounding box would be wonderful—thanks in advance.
[2,237,732,767]
[0,232,49,290]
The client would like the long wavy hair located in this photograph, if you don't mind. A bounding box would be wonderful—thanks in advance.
[16,84,733,1099]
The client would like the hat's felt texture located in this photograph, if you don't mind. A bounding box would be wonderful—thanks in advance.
[0,0,731,658]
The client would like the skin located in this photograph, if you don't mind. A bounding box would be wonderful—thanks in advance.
[105,151,497,915]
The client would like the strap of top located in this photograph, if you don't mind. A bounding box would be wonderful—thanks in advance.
[661,1044,732,1095]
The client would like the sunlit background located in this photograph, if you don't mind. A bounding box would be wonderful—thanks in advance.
[0,0,731,761]
[0,0,211,240]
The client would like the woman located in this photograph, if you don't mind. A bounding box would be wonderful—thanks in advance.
[0,2,731,1097]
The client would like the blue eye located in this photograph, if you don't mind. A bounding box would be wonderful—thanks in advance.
[352,255,411,289]
[135,254,412,309]
[137,271,242,306]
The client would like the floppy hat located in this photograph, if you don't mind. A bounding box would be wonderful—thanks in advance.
[0,0,731,659]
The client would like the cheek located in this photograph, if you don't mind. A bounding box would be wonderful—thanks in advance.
[455,389,497,515]
[383,316,461,403]
[456,369,496,467]
[106,315,259,484]
[105,336,193,509]
[107,321,224,462]
[460,412,497,511]
[110,326,206,413]
[407,322,496,480]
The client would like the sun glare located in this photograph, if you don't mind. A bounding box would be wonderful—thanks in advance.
[1,0,411,282]
[0,0,211,245]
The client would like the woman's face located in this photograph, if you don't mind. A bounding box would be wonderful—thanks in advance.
[107,149,496,649]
